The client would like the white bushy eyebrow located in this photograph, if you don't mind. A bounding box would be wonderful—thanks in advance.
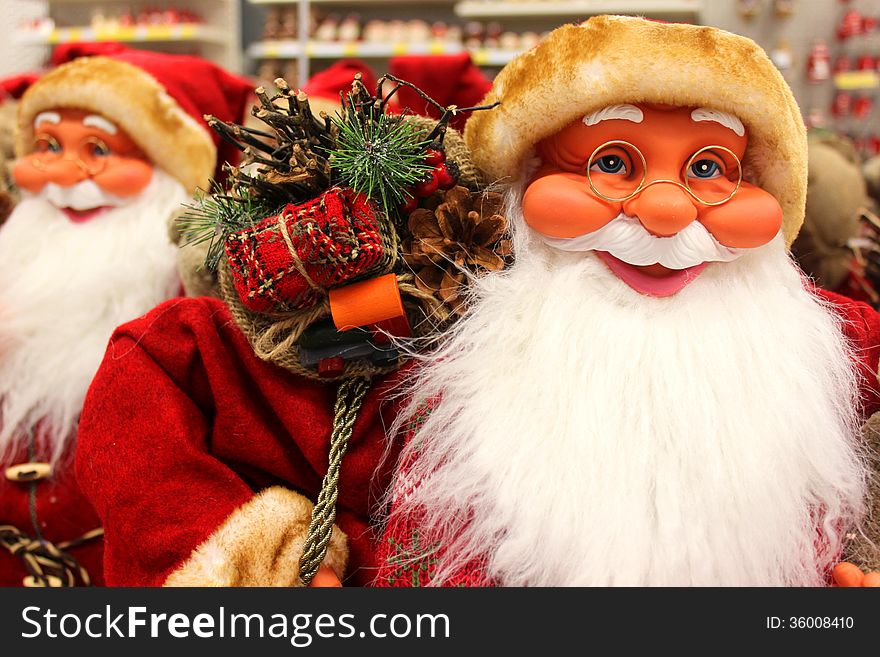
[583,104,644,127]
[83,115,118,135]
[34,111,61,128]
[690,108,745,137]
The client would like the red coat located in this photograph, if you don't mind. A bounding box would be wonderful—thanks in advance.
[75,290,880,587]
[1,439,104,587]
[75,296,406,586]
[819,288,880,416]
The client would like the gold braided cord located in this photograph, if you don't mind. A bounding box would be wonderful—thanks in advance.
[0,525,103,587]
[298,377,370,585]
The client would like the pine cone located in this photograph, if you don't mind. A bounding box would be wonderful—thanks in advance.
[403,186,511,316]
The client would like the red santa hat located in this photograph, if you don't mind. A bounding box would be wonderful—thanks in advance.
[464,15,808,245]
[1,74,39,103]
[16,48,254,193]
[50,41,128,66]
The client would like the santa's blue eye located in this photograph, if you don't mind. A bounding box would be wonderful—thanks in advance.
[688,159,721,179]
[35,137,61,154]
[590,155,627,175]
[87,140,112,157]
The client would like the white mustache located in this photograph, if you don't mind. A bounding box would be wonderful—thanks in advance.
[540,213,746,269]
[33,180,129,212]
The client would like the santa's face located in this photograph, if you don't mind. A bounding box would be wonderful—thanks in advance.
[12,108,154,224]
[522,104,784,296]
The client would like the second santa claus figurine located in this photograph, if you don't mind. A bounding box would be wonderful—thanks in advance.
[77,17,880,586]
[0,49,251,586]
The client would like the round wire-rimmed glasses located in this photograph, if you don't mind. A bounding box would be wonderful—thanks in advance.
[30,133,113,177]
[586,139,743,206]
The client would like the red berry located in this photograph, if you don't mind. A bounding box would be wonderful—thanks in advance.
[413,170,439,198]
[424,148,445,166]
[435,163,457,190]
[318,357,345,378]
[399,192,419,214]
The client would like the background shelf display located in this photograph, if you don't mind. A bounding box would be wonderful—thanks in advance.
[240,0,877,157]
[15,24,229,46]
[244,0,706,85]
[15,0,241,72]
[248,40,518,66]
[249,0,455,5]
[4,0,874,157]
[453,0,702,19]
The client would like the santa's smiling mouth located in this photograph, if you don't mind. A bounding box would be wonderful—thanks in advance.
[596,251,708,297]
[59,206,112,224]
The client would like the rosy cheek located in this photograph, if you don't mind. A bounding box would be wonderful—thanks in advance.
[698,183,783,248]
[91,159,154,197]
[522,172,620,238]
[12,158,50,194]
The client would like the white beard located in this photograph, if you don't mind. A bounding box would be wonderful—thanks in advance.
[0,169,186,462]
[388,186,868,587]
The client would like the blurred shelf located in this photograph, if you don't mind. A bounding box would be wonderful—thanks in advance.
[471,47,520,66]
[246,0,702,79]
[249,39,520,65]
[248,0,455,5]
[834,70,880,91]
[454,0,702,18]
[15,24,229,46]
[250,40,460,58]
[30,0,231,3]
[34,0,242,72]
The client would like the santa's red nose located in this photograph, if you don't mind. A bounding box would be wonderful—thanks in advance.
[624,183,698,237]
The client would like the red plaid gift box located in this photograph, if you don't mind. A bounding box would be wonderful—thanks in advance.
[225,188,394,313]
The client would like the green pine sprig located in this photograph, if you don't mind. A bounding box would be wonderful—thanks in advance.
[177,181,283,271]
[329,102,432,219]
[185,73,498,272]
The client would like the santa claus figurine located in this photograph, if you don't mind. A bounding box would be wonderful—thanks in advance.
[375,16,880,587]
[0,49,251,586]
[76,17,880,587]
